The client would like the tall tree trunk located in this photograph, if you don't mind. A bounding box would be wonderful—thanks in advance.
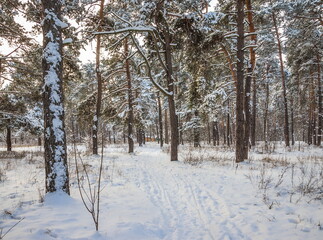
[264,65,270,146]
[157,93,163,147]
[317,54,322,146]
[310,71,317,145]
[143,130,146,145]
[164,109,169,144]
[193,110,200,147]
[6,120,12,151]
[156,120,159,143]
[164,30,178,161]
[223,120,227,145]
[92,0,105,155]
[207,117,211,145]
[113,126,116,144]
[226,112,231,147]
[246,0,257,147]
[216,121,220,145]
[243,68,251,158]
[138,128,143,146]
[124,38,134,153]
[272,12,290,147]
[291,96,295,145]
[41,0,69,194]
[179,115,184,145]
[212,121,217,146]
[235,0,245,163]
[123,124,126,144]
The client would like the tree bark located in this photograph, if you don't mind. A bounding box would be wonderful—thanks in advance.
[138,128,143,146]
[291,96,295,145]
[92,0,105,155]
[246,0,257,147]
[124,38,134,153]
[164,109,169,144]
[6,120,12,151]
[264,65,270,146]
[179,115,184,145]
[226,112,231,147]
[193,110,200,147]
[154,2,178,160]
[310,71,317,145]
[41,0,69,194]
[272,12,290,147]
[243,68,251,158]
[207,117,211,145]
[157,93,164,147]
[164,30,178,160]
[212,121,216,146]
[143,130,146,145]
[317,54,322,146]
[235,0,245,163]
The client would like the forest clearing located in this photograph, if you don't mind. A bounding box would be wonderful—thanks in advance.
[0,143,322,239]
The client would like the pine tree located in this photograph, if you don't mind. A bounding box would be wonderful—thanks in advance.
[41,0,69,194]
[235,0,245,163]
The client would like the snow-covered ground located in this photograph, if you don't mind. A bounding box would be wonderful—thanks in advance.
[0,143,322,240]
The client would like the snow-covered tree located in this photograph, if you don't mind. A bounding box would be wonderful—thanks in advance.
[41,0,69,194]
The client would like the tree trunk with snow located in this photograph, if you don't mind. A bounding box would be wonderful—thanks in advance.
[272,12,290,148]
[157,93,163,147]
[291,97,295,145]
[246,0,257,147]
[125,38,134,153]
[264,66,270,147]
[41,0,69,194]
[92,0,105,155]
[6,119,12,152]
[207,118,211,145]
[164,31,179,161]
[235,0,245,163]
[317,54,322,146]
[226,112,231,147]
[243,68,251,158]
[164,109,169,144]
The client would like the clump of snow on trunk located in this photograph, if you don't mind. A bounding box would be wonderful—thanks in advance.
[42,0,69,194]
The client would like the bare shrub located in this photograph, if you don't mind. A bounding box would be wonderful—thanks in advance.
[0,168,6,182]
[274,166,289,188]
[181,147,205,166]
[38,188,45,203]
[161,146,170,154]
[246,152,323,208]
[262,156,290,167]
[73,126,104,231]
[0,217,24,239]
[295,159,323,202]
[0,151,26,159]
[208,153,233,166]
[25,151,43,165]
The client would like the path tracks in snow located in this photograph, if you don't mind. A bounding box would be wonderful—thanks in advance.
[122,147,251,240]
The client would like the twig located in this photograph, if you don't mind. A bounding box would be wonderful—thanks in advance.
[0,217,25,239]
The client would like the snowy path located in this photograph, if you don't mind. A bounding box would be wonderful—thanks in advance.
[1,144,322,240]
[106,146,262,240]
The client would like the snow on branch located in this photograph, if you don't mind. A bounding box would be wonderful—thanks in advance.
[43,9,68,29]
[242,45,258,50]
[129,34,172,97]
[92,22,171,97]
[93,26,156,35]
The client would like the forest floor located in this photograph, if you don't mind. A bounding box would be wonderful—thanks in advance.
[0,142,322,240]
